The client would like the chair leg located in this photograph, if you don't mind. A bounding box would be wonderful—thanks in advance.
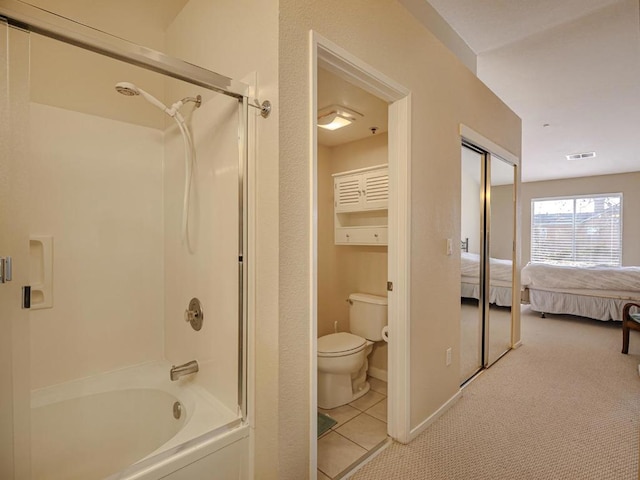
[622,323,630,354]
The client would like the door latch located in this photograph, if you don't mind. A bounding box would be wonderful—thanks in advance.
[0,256,12,283]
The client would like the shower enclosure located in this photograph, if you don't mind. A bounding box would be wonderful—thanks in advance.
[0,1,260,478]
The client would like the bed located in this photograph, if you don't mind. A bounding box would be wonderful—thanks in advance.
[521,263,640,321]
[461,251,514,307]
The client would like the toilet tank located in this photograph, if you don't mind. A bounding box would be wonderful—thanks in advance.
[349,293,388,341]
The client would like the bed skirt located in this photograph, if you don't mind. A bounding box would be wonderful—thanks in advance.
[528,288,640,321]
[461,281,512,307]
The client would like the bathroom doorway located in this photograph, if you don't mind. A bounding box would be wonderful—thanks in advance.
[311,33,411,479]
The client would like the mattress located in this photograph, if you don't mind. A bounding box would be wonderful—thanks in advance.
[461,252,513,282]
[521,263,640,292]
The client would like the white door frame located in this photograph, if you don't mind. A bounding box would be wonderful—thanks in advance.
[309,31,412,476]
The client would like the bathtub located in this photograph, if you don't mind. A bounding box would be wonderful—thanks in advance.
[31,361,249,480]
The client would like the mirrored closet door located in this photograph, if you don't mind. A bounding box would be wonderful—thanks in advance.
[487,155,515,366]
[460,143,516,384]
[460,147,484,382]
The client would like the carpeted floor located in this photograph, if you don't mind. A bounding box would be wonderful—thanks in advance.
[351,306,640,479]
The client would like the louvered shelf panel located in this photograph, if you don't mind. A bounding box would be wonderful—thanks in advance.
[332,164,388,246]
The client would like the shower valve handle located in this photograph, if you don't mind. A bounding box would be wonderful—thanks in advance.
[184,309,199,322]
[184,297,204,331]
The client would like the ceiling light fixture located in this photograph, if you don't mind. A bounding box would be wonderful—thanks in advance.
[566,151,596,161]
[317,105,362,131]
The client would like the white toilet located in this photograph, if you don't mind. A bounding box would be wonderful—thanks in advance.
[317,293,388,409]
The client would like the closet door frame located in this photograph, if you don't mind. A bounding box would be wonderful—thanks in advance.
[461,124,520,373]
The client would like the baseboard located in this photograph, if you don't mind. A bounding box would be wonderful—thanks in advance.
[409,389,462,441]
[368,367,387,382]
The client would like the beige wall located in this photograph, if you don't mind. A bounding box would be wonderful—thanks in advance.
[279,0,520,476]
[521,172,640,266]
[318,134,389,373]
[399,0,477,73]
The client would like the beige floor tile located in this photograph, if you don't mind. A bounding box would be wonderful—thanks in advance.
[317,431,367,478]
[336,413,388,450]
[366,397,387,423]
[349,390,385,412]
[318,404,360,428]
[317,470,331,480]
[368,376,388,395]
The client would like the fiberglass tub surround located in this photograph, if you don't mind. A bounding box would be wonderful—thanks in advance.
[0,3,255,475]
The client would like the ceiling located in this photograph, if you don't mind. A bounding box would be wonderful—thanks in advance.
[317,68,389,147]
[425,0,640,183]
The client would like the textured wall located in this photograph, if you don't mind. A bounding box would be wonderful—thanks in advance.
[279,1,520,476]
[318,134,389,373]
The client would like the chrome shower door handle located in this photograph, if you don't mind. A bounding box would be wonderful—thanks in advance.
[0,256,12,283]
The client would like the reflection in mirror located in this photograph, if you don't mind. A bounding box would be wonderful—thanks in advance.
[460,146,483,383]
[487,155,515,365]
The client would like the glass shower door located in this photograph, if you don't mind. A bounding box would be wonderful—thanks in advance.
[0,19,32,479]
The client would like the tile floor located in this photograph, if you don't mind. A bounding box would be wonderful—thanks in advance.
[317,377,388,479]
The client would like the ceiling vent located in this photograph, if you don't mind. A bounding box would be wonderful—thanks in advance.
[566,151,596,161]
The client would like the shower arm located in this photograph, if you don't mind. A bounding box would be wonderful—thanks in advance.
[249,99,271,118]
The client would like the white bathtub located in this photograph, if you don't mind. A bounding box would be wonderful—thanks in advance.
[31,361,248,480]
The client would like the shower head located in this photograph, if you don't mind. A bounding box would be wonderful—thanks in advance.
[115,81,171,115]
[115,81,139,96]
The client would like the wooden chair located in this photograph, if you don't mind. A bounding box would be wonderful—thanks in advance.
[622,302,640,354]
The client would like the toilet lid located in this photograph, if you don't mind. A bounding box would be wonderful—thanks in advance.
[318,332,366,357]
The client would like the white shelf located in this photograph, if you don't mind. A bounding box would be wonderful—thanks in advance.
[333,164,388,246]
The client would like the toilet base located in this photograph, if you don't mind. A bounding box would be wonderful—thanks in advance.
[350,380,371,403]
[318,376,371,410]
[318,345,373,410]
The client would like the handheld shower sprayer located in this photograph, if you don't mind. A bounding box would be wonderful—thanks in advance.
[115,82,202,117]
[115,82,172,115]
[115,81,201,253]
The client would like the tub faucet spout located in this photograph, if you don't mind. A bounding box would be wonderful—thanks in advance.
[170,360,199,381]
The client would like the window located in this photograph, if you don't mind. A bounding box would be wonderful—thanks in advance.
[531,194,622,266]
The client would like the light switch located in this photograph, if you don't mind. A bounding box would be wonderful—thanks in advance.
[446,238,453,256]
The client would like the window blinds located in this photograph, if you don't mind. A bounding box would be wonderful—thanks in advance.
[531,194,622,267]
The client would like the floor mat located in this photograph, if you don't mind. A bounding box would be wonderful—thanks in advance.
[318,412,337,437]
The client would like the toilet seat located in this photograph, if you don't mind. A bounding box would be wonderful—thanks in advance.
[318,332,366,357]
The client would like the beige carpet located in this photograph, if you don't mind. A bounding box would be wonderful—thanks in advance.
[351,306,640,479]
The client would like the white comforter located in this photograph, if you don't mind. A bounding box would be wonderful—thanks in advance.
[521,263,640,292]
[461,252,513,282]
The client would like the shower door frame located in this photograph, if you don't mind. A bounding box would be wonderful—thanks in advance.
[0,0,252,450]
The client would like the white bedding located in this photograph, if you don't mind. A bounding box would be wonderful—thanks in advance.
[461,252,513,283]
[460,253,513,306]
[521,263,640,292]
